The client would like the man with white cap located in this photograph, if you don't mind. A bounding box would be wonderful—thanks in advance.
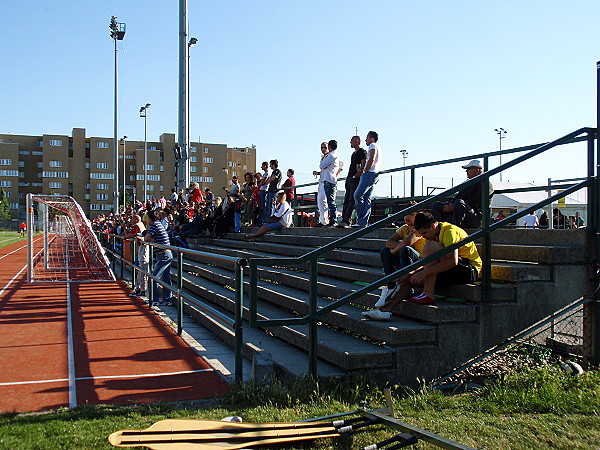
[431,159,493,228]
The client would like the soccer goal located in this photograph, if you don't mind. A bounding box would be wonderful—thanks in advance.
[26,194,115,283]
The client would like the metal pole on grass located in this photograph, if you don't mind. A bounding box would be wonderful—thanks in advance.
[234,263,244,384]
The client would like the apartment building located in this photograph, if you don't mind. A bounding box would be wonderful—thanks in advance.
[0,128,256,218]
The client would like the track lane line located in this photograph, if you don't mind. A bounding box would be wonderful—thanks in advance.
[0,369,215,386]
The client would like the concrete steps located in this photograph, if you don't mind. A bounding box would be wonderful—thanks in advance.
[177,226,593,382]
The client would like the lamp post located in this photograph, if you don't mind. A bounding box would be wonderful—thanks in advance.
[400,149,408,198]
[140,104,151,203]
[177,0,194,191]
[120,136,127,206]
[495,128,507,182]
[109,16,126,214]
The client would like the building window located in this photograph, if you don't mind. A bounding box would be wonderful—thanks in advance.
[144,164,155,171]
[204,147,209,153]
[190,156,197,163]
[0,181,11,187]
[32,151,43,156]
[49,139,63,146]
[42,171,69,178]
[97,142,110,148]
[97,194,109,200]
[190,166,197,173]
[202,167,208,173]
[149,146,157,151]
[0,159,12,165]
[97,183,109,190]
[147,185,154,191]
[37,162,43,169]
[160,185,164,192]
[37,141,43,147]
[243,165,247,170]
[160,165,164,172]
[191,146,197,153]
[19,150,30,155]
[18,161,24,168]
[97,162,109,169]
[85,162,90,169]
[49,182,62,189]
[129,165,135,171]
[85,194,90,200]
[49,160,62,167]
[204,177,213,183]
[203,157,213,163]
[85,184,90,190]
[90,173,114,179]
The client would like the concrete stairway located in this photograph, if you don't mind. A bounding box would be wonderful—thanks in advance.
[177,226,594,384]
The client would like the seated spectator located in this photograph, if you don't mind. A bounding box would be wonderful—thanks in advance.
[245,191,293,241]
[176,207,205,246]
[363,212,481,321]
[431,160,493,228]
[376,205,425,307]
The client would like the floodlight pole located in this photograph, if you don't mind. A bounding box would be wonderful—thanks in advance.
[495,128,507,182]
[110,16,126,215]
[140,105,151,203]
[400,149,408,198]
[121,136,128,206]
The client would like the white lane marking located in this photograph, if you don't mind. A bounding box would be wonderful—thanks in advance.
[0,246,45,297]
[0,369,214,386]
[66,283,77,408]
[0,236,43,260]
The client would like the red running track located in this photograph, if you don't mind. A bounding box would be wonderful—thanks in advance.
[0,239,229,414]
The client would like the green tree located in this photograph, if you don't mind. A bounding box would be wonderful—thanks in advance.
[0,189,13,220]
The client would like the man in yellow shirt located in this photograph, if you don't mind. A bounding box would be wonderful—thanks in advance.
[373,206,426,307]
[364,212,481,321]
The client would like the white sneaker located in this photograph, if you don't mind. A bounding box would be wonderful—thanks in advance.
[375,283,400,308]
[361,309,392,321]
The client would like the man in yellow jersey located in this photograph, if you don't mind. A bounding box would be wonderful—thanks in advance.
[363,211,481,321]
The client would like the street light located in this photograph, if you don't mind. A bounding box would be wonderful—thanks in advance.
[495,128,507,182]
[120,136,127,206]
[140,104,151,203]
[109,16,126,214]
[400,149,408,198]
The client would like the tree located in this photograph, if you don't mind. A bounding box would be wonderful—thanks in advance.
[0,189,13,220]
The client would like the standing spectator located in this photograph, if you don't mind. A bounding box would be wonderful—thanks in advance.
[281,168,296,203]
[494,210,505,221]
[265,159,282,220]
[241,172,255,226]
[19,221,26,238]
[575,211,585,228]
[145,210,174,306]
[553,208,566,229]
[253,172,263,224]
[124,215,148,298]
[431,159,494,229]
[339,136,367,228]
[539,211,549,228]
[170,188,178,207]
[354,131,382,227]
[204,188,214,210]
[189,182,204,207]
[523,211,539,228]
[258,161,271,225]
[314,141,341,226]
[225,176,242,233]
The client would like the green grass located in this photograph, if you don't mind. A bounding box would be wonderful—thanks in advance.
[0,365,598,449]
[0,230,26,249]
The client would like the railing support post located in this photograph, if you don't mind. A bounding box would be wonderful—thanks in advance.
[148,246,154,307]
[131,239,137,287]
[177,250,184,336]
[308,259,318,378]
[480,176,492,301]
[234,263,244,385]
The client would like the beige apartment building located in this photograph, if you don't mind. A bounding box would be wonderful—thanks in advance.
[0,128,256,218]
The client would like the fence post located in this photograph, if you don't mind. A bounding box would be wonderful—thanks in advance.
[234,263,244,385]
[480,173,492,301]
[308,258,318,378]
[177,250,184,336]
[148,246,154,307]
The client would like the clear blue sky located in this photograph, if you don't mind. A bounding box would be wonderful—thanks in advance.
[1,1,598,197]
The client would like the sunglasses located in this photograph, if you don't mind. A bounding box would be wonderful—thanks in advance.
[321,146,327,149]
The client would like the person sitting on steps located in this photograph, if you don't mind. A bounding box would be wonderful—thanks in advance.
[245,191,293,241]
[363,211,481,321]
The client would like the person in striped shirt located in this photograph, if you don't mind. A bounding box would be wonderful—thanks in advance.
[144,209,174,306]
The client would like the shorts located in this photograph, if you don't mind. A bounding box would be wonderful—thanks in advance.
[265,221,284,231]
[435,257,479,287]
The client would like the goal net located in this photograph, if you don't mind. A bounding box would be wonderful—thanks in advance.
[27,194,115,283]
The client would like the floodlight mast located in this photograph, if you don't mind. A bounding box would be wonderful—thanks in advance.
[110,16,126,214]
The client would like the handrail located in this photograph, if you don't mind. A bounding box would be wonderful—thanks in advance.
[99,232,246,384]
[247,127,597,376]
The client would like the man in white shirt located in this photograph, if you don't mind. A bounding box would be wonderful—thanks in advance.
[523,212,539,228]
[314,140,341,226]
[353,131,382,227]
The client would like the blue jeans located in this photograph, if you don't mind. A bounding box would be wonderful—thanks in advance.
[234,211,241,232]
[259,190,267,224]
[354,171,379,226]
[323,181,337,225]
[152,250,173,302]
[265,191,277,221]
[380,246,420,276]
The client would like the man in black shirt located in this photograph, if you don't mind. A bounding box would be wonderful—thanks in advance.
[265,159,282,219]
[338,136,367,228]
[431,159,494,228]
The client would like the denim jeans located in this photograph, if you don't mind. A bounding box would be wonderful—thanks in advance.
[323,181,337,225]
[152,250,173,302]
[234,211,241,232]
[265,191,276,221]
[380,245,420,275]
[259,190,267,224]
[354,171,379,226]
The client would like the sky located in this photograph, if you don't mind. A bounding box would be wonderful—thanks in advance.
[1,1,599,198]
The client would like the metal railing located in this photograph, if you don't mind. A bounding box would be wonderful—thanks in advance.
[100,233,248,384]
[248,127,598,377]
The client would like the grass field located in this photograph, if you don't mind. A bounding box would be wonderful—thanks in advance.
[0,230,26,249]
[0,366,598,449]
